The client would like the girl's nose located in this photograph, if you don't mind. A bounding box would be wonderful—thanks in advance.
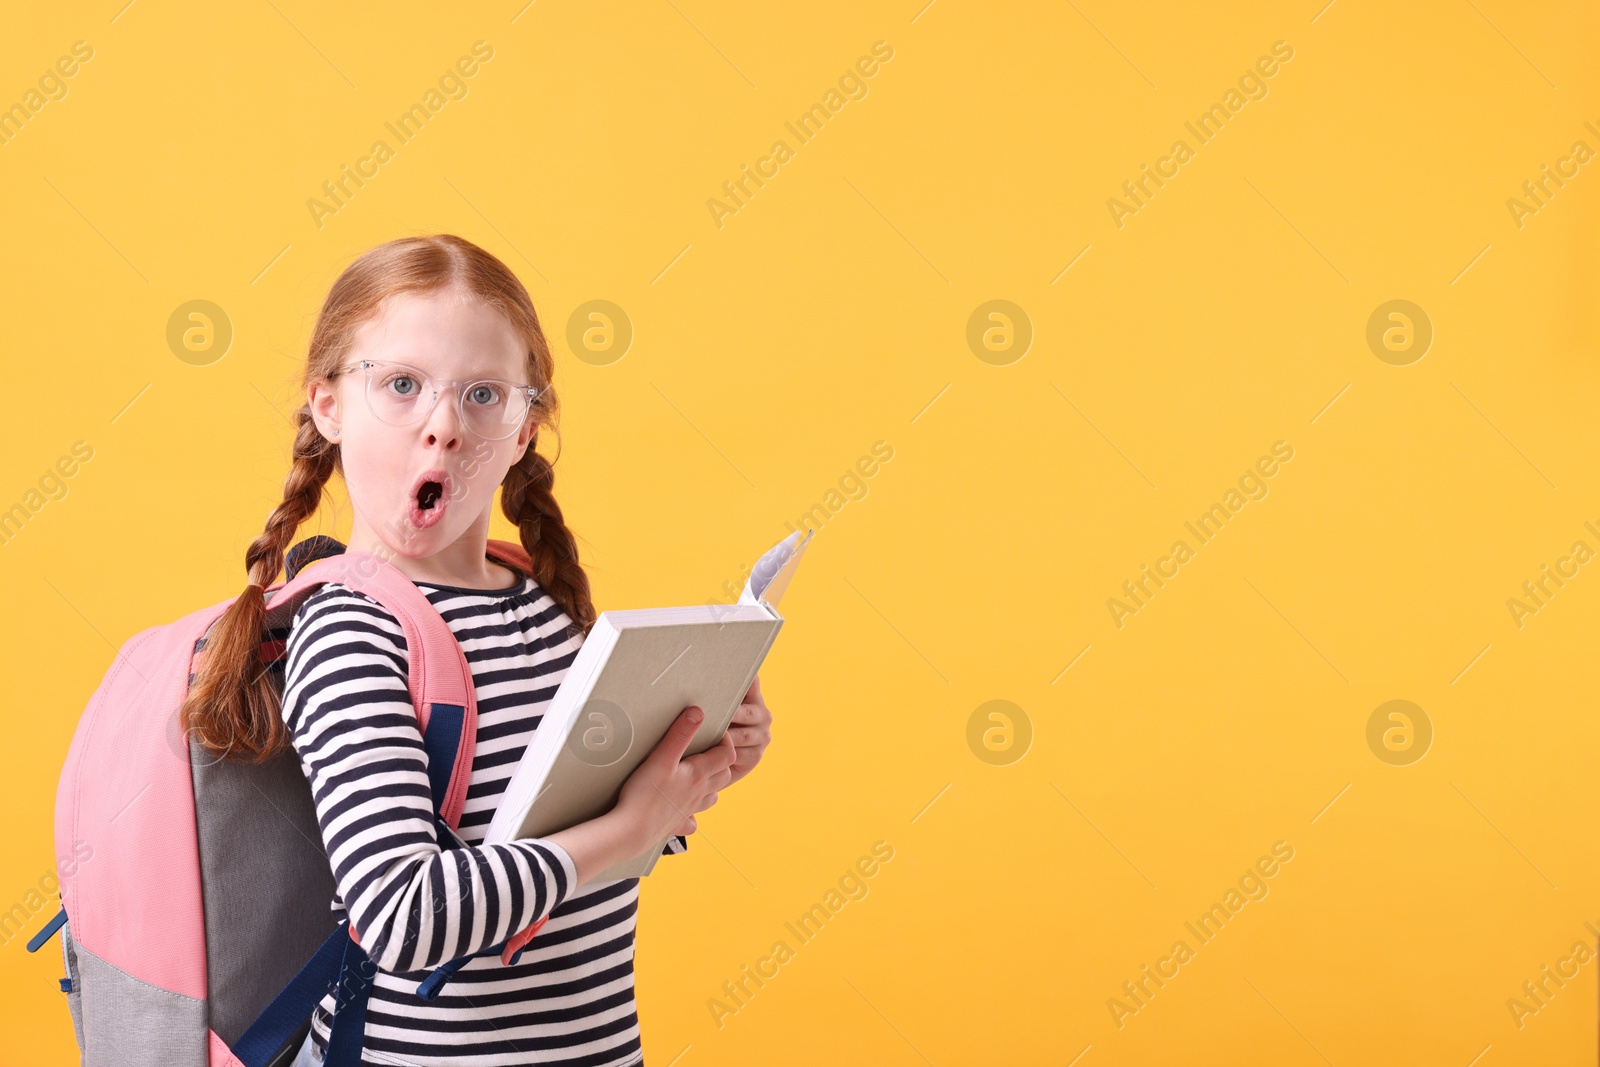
[422,389,465,449]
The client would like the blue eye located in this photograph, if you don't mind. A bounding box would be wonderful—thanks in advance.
[385,374,421,398]
[467,383,504,406]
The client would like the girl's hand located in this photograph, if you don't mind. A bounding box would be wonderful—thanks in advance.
[724,675,773,787]
[615,706,736,846]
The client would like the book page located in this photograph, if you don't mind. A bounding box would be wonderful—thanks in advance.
[739,527,814,608]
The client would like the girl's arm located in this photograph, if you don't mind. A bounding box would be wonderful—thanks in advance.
[550,707,738,885]
[536,812,680,883]
[284,586,592,974]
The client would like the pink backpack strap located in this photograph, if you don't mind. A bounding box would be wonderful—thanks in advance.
[485,538,533,576]
[262,551,477,830]
[268,542,553,998]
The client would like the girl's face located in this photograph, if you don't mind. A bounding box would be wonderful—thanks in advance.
[308,287,537,573]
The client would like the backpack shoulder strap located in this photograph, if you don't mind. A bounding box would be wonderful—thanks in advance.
[229,551,481,1066]
[264,551,477,830]
[486,538,533,578]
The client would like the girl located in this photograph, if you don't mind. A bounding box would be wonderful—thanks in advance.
[180,234,773,1066]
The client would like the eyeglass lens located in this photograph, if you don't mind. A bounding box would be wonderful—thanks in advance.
[363,363,531,439]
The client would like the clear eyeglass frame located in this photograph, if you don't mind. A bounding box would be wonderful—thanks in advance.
[341,358,546,441]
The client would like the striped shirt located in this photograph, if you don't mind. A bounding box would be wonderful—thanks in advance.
[281,562,686,1066]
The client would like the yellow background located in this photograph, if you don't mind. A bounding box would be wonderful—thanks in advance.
[2,1,1597,1063]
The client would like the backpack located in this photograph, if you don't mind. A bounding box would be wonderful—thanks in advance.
[27,536,552,1067]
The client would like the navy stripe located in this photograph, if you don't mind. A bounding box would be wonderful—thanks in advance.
[282,570,673,1066]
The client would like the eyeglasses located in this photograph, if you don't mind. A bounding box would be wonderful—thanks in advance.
[340,359,546,441]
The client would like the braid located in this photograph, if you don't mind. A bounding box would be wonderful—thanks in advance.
[180,233,593,755]
[500,432,596,637]
[180,405,338,762]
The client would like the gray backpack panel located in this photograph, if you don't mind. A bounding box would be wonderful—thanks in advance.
[190,730,338,1049]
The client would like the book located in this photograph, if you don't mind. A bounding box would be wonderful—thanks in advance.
[483,527,814,880]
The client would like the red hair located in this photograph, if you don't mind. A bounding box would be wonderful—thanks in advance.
[181,234,594,762]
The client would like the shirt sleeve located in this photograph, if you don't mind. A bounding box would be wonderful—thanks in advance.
[662,834,689,856]
[282,584,578,975]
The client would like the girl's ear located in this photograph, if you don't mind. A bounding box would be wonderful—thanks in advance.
[307,380,342,441]
[511,417,540,464]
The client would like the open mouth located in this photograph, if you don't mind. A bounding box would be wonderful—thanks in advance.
[409,469,452,529]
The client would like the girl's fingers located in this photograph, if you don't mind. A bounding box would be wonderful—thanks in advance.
[650,707,705,770]
[683,731,737,776]
[730,702,770,727]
